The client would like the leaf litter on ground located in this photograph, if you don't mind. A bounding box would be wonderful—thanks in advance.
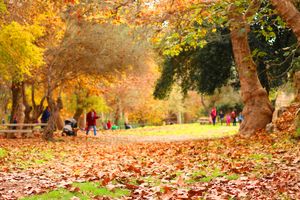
[0,121,299,199]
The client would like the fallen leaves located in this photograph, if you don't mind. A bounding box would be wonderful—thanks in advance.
[0,124,300,199]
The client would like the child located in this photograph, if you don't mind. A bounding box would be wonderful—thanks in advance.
[226,114,231,126]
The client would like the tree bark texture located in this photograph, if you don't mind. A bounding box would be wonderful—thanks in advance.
[7,82,22,138]
[42,96,57,141]
[229,3,273,135]
[21,82,32,124]
[294,71,300,101]
[73,94,85,122]
[30,84,46,123]
[56,97,64,130]
[271,0,300,42]
[10,82,22,123]
[73,107,84,122]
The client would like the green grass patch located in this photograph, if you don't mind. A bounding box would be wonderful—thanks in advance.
[72,182,130,198]
[225,174,240,180]
[22,182,130,200]
[21,188,87,200]
[141,176,161,186]
[187,168,237,183]
[0,148,7,159]
[249,153,272,161]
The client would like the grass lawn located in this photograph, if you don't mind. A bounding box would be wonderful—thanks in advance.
[120,123,238,139]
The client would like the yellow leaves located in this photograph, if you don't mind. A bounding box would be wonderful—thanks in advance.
[0,22,45,81]
[0,0,6,14]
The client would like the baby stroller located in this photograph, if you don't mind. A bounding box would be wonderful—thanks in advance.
[62,118,78,136]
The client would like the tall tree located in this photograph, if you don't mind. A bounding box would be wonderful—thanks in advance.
[271,0,300,42]
[42,19,153,140]
[228,1,273,134]
[0,22,44,138]
[150,0,300,134]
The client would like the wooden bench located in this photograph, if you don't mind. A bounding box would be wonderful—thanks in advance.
[198,117,211,125]
[0,123,47,136]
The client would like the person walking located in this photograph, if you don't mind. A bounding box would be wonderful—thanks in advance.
[226,114,231,126]
[86,109,99,136]
[219,110,225,125]
[231,110,237,126]
[211,107,217,125]
[41,106,51,128]
[238,112,244,123]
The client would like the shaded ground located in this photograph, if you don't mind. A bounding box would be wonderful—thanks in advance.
[0,124,299,199]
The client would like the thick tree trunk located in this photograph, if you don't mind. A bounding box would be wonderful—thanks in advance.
[271,0,300,42]
[30,84,46,123]
[73,107,84,122]
[7,82,22,138]
[200,94,209,114]
[177,112,182,124]
[73,94,85,122]
[21,82,33,124]
[10,82,22,123]
[43,94,57,141]
[31,104,45,123]
[56,97,64,130]
[229,2,273,135]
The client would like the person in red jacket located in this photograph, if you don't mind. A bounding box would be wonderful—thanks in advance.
[211,107,217,125]
[86,109,99,136]
[106,120,112,130]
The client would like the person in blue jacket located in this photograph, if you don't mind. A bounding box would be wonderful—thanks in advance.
[41,106,51,127]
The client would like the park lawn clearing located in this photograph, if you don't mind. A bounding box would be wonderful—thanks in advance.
[0,124,299,199]
[118,123,239,139]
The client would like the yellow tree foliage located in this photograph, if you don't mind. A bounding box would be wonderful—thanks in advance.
[0,22,44,82]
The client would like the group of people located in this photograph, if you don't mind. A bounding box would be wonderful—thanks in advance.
[85,109,132,136]
[210,107,243,126]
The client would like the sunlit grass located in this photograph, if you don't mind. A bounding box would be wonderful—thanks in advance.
[121,123,238,139]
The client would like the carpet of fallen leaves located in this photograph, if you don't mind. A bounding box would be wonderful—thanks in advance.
[0,127,300,199]
[275,103,300,132]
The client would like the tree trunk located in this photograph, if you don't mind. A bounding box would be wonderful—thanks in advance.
[31,104,45,123]
[55,97,64,130]
[200,94,209,114]
[229,2,273,135]
[271,0,300,42]
[7,81,22,138]
[10,82,22,123]
[30,84,46,123]
[177,111,182,124]
[294,71,300,101]
[73,107,84,122]
[21,82,32,123]
[73,94,85,122]
[43,96,57,141]
[43,89,65,140]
